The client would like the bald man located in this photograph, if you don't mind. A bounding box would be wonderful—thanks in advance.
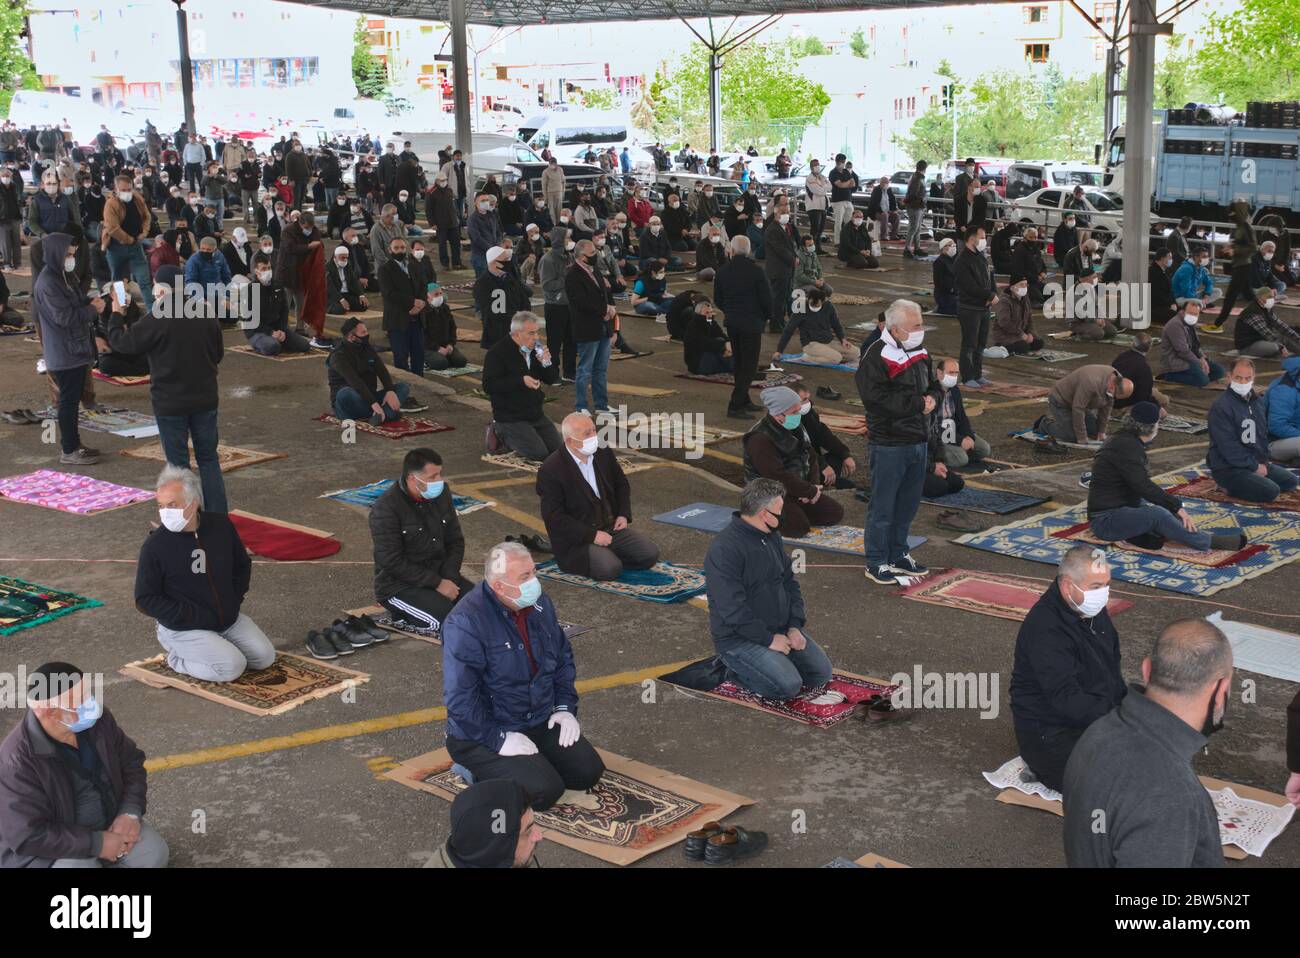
[536,412,660,580]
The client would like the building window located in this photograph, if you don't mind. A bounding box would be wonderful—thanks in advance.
[1024,5,1048,23]
[1093,2,1116,23]
[1025,43,1050,63]
[1094,40,1106,60]
[907,96,916,117]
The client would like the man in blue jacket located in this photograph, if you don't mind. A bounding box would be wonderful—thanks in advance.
[1170,251,1219,307]
[1266,356,1300,464]
[442,541,604,810]
[703,478,833,700]
[1208,357,1299,503]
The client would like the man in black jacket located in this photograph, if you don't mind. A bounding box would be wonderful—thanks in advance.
[763,197,798,333]
[954,224,996,387]
[108,264,229,513]
[136,465,275,682]
[684,296,732,375]
[857,299,940,585]
[484,310,561,461]
[704,478,834,700]
[379,235,427,377]
[245,254,310,356]
[742,386,844,538]
[475,245,532,348]
[1149,246,1178,324]
[369,447,473,632]
[934,356,990,468]
[1087,402,1246,552]
[565,240,616,415]
[1009,544,1125,792]
[536,412,660,580]
[1009,227,1048,305]
[713,235,772,419]
[326,243,369,315]
[795,384,857,488]
[327,317,420,424]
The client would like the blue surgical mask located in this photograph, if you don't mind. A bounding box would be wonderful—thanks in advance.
[61,696,102,733]
[418,478,445,500]
[782,413,802,430]
[513,576,542,608]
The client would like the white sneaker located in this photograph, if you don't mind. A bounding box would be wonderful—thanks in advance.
[805,690,846,706]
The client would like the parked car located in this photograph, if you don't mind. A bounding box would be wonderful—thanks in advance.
[1005,162,1105,201]
[1010,185,1123,242]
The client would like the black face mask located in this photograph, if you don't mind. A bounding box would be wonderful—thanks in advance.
[348,335,369,348]
[391,252,405,262]
[1202,681,1227,738]
[200,250,213,260]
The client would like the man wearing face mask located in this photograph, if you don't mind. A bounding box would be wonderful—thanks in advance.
[539,226,577,381]
[426,175,462,268]
[837,208,879,270]
[378,237,428,378]
[952,158,977,229]
[1148,246,1178,322]
[422,282,466,371]
[326,244,368,315]
[369,447,473,634]
[483,311,561,460]
[954,225,996,387]
[566,238,619,413]
[1234,285,1300,358]
[991,274,1043,354]
[1250,240,1287,298]
[1157,299,1224,388]
[183,237,233,320]
[475,245,532,348]
[244,253,310,356]
[277,210,329,348]
[467,192,503,279]
[0,162,22,270]
[368,203,402,275]
[0,661,168,868]
[763,197,798,334]
[536,412,660,581]
[932,356,991,469]
[1009,545,1125,794]
[540,157,565,224]
[773,285,853,365]
[220,225,253,279]
[929,237,959,315]
[741,386,845,538]
[442,541,605,811]
[1205,199,1257,333]
[1207,357,1300,504]
[284,139,310,211]
[136,464,275,683]
[637,214,681,274]
[1064,618,1233,867]
[1053,213,1080,268]
[713,235,772,419]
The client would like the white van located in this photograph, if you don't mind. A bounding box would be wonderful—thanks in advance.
[8,90,138,144]
[1005,162,1105,201]
[519,110,653,173]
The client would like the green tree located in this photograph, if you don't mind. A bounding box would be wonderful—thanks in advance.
[795,36,829,58]
[643,40,830,150]
[351,15,388,99]
[0,1,40,117]
[579,86,619,111]
[849,27,869,59]
[1190,0,1300,106]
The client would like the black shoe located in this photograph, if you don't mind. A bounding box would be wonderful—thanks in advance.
[331,617,374,648]
[1210,532,1248,551]
[864,565,899,585]
[399,398,428,413]
[705,825,769,865]
[815,385,841,401]
[350,614,391,643]
[902,249,914,259]
[1078,471,1092,489]
[743,401,764,413]
[322,626,356,656]
[853,486,871,503]
[727,408,751,420]
[521,533,552,553]
[684,821,724,861]
[305,630,339,660]
[888,553,929,576]
[369,411,385,427]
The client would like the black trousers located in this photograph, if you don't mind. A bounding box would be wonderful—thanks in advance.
[1015,723,1084,793]
[957,306,990,383]
[808,209,827,249]
[50,365,88,454]
[1217,263,1252,325]
[923,467,965,498]
[380,577,473,633]
[727,327,761,412]
[447,721,606,811]
[544,303,576,379]
[437,228,462,267]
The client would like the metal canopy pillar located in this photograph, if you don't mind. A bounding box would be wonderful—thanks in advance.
[450,0,473,183]
[680,15,782,154]
[172,0,196,139]
[708,51,722,154]
[1120,0,1168,329]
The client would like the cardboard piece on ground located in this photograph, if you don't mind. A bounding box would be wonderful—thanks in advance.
[227,509,335,540]
[120,442,287,473]
[226,344,320,361]
[853,852,910,868]
[385,747,754,866]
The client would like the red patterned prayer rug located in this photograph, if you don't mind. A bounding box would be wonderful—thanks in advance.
[91,370,150,386]
[895,568,1132,621]
[1167,475,1300,514]
[1052,521,1267,568]
[312,413,454,438]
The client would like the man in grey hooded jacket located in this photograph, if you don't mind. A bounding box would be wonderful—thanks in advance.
[540,225,575,381]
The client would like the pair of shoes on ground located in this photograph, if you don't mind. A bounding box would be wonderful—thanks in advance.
[2,408,41,424]
[505,532,552,553]
[864,554,929,585]
[935,509,982,533]
[683,822,769,864]
[59,446,101,465]
[305,614,390,660]
[815,385,841,400]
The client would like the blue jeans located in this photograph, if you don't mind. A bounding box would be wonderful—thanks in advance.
[104,242,154,311]
[470,251,486,280]
[1215,463,1299,504]
[332,381,410,422]
[155,407,227,515]
[719,634,833,700]
[389,323,425,377]
[634,298,673,315]
[1090,504,1212,552]
[574,337,611,412]
[323,187,338,210]
[865,442,927,569]
[1158,360,1225,388]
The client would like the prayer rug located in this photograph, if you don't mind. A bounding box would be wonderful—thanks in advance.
[1166,474,1300,513]
[779,353,857,373]
[483,450,654,475]
[1159,415,1209,435]
[608,349,653,361]
[120,652,368,716]
[829,294,882,306]
[851,853,910,867]
[1008,428,1097,451]
[1053,521,1267,567]
[962,381,1051,399]
[344,604,592,646]
[228,510,340,561]
[921,485,1046,515]
[651,502,925,554]
[894,568,1132,622]
[1010,349,1088,364]
[0,470,152,515]
[535,560,706,603]
[1200,305,1244,320]
[76,406,158,439]
[226,344,320,361]
[312,413,454,438]
[674,371,803,389]
[816,412,868,436]
[957,499,1300,595]
[0,576,102,636]
[90,370,149,386]
[1206,611,1300,683]
[423,363,483,377]
[322,480,494,516]
[386,748,754,866]
[120,442,287,473]
[0,323,34,335]
[659,658,899,729]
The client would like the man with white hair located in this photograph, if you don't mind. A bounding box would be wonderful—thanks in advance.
[537,412,660,580]
[713,234,772,419]
[368,203,403,275]
[1010,544,1125,792]
[482,311,562,461]
[637,213,682,273]
[467,191,503,279]
[442,541,605,810]
[133,466,275,683]
[0,661,169,868]
[856,299,940,585]
[326,243,369,315]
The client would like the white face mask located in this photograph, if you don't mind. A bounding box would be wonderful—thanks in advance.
[976,238,987,252]
[63,255,76,272]
[159,506,190,532]
[941,374,959,389]
[1072,583,1109,618]
[851,217,864,227]
[565,241,576,252]
[257,271,272,285]
[560,216,570,224]
[117,190,132,202]
[430,296,444,307]
[578,435,599,456]
[1184,311,1199,325]
[944,246,957,258]
[1231,380,1254,398]
[594,237,606,247]
[778,213,790,225]
[649,225,661,235]
[903,330,924,350]
[334,258,348,268]
[412,250,424,260]
[260,244,274,254]
[43,184,58,195]
[1264,298,1276,310]
[1012,286,1027,298]
[799,401,812,415]
[1263,253,1274,262]
[669,201,680,209]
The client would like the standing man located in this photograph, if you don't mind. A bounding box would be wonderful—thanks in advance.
[182,133,205,191]
[903,160,928,258]
[803,158,830,254]
[952,158,976,232]
[867,175,897,246]
[277,210,329,348]
[763,198,797,334]
[284,140,311,212]
[856,299,939,585]
[378,236,427,379]
[828,153,856,246]
[566,238,616,415]
[467,192,503,279]
[954,224,996,387]
[713,235,772,420]
[541,157,565,225]
[100,174,154,312]
[438,148,471,223]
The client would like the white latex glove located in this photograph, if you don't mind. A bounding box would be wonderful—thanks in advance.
[547,710,580,748]
[499,731,538,756]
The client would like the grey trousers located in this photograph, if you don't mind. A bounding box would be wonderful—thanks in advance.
[1072,319,1118,341]
[585,527,661,580]
[0,218,20,267]
[246,329,311,355]
[51,819,169,868]
[494,416,562,462]
[1042,396,1097,444]
[1240,339,1282,358]
[1269,436,1300,463]
[905,207,924,249]
[156,612,276,682]
[942,435,992,468]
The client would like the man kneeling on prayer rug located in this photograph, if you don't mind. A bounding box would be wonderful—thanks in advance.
[442,542,605,811]
[1010,545,1125,792]
[703,478,835,701]
[134,466,275,682]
